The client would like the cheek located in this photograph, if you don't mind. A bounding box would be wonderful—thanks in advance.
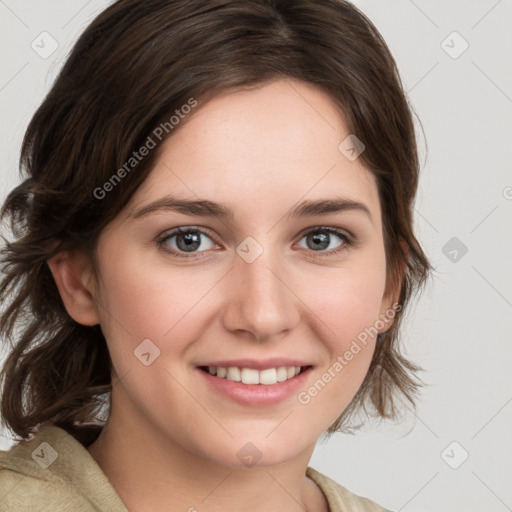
[96,248,212,341]
[301,255,388,347]
[293,256,387,416]
[333,272,386,341]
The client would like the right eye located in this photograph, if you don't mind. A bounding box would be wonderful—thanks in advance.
[157,227,219,258]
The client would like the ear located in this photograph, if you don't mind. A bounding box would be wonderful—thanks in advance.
[377,239,408,333]
[47,250,100,326]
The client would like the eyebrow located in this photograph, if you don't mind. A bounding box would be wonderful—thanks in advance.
[131,195,373,224]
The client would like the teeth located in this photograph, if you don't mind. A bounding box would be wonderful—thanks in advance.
[226,367,241,382]
[276,367,288,382]
[241,368,259,385]
[207,365,303,385]
[259,368,277,385]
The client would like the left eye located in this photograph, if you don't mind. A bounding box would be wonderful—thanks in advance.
[296,227,351,254]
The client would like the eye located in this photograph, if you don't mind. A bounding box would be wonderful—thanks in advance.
[157,226,353,259]
[296,227,352,256]
[157,227,217,257]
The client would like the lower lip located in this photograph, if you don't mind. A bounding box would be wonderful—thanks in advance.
[197,367,312,406]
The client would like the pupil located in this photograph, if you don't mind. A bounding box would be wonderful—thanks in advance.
[309,232,329,250]
[178,232,200,251]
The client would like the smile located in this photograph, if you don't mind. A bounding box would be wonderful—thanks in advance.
[196,358,313,405]
[199,365,308,385]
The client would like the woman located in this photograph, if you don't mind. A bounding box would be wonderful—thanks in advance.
[0,1,430,510]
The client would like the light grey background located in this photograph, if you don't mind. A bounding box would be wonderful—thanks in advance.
[1,1,511,511]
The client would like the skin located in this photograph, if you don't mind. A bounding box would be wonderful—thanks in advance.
[49,78,400,512]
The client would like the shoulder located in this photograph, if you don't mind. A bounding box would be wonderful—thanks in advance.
[0,424,127,512]
[306,466,393,512]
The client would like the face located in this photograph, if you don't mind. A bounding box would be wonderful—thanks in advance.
[84,78,396,468]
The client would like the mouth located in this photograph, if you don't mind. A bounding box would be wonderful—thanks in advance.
[198,365,312,385]
[195,358,313,406]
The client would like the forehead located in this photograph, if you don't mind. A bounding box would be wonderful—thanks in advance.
[125,78,380,226]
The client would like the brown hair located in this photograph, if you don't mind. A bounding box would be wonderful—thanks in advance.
[0,0,431,442]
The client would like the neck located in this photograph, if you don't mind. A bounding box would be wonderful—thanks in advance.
[87,410,328,512]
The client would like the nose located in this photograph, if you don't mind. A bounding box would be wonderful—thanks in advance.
[221,244,301,342]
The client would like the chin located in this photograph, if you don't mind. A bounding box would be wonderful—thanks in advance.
[216,430,314,470]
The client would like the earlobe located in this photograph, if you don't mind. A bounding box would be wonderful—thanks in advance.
[47,251,100,326]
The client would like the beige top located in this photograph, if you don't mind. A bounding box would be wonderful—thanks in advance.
[0,425,391,511]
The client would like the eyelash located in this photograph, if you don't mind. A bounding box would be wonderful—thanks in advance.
[156,226,353,260]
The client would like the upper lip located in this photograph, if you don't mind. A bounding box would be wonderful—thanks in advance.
[196,358,312,371]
